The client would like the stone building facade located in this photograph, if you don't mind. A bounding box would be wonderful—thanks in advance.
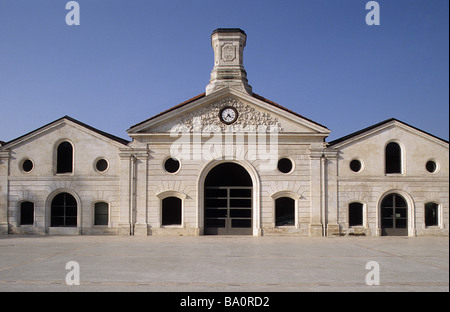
[0,29,448,237]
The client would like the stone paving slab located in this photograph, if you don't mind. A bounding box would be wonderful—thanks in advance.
[0,235,448,292]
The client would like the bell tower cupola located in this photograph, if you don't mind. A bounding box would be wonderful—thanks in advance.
[205,28,252,96]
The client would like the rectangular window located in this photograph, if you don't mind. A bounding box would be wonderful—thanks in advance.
[349,203,363,226]
[425,203,439,227]
[20,202,34,225]
[162,197,182,226]
[275,197,295,226]
[94,202,109,225]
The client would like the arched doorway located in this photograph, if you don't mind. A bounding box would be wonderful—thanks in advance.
[50,192,77,227]
[380,193,408,236]
[204,163,252,235]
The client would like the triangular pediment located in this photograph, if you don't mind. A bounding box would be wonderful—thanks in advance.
[1,116,129,150]
[128,88,330,136]
[329,118,449,149]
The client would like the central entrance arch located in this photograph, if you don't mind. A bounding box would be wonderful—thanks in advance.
[204,163,253,235]
[380,193,408,236]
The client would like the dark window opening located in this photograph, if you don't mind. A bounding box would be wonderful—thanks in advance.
[426,161,437,173]
[94,202,109,225]
[96,159,108,172]
[277,158,293,173]
[20,201,34,225]
[350,159,362,173]
[231,219,251,228]
[51,193,77,227]
[57,141,73,174]
[425,203,439,227]
[349,202,363,226]
[164,158,180,173]
[22,159,34,173]
[385,142,402,174]
[162,197,182,226]
[275,197,295,226]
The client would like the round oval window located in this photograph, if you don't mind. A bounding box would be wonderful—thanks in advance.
[350,159,362,173]
[22,159,34,173]
[96,159,109,172]
[426,160,437,173]
[277,158,293,174]
[164,158,180,173]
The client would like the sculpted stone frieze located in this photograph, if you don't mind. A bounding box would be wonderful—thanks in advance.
[170,97,283,133]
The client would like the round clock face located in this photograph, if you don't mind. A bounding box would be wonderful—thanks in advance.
[220,106,238,124]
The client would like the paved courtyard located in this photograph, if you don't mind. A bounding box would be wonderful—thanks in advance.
[0,235,448,292]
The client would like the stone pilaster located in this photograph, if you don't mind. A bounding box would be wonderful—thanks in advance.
[133,148,149,236]
[118,149,132,235]
[0,150,10,234]
[309,149,323,237]
[324,149,340,236]
[119,147,149,236]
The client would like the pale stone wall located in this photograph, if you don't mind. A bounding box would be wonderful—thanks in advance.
[4,120,128,235]
[260,143,312,236]
[336,180,449,236]
[331,122,449,236]
[132,133,326,237]
[127,89,331,237]
[2,116,448,238]
[2,117,448,237]
[0,151,9,234]
[145,141,199,236]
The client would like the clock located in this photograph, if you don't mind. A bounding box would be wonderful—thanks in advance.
[219,106,238,125]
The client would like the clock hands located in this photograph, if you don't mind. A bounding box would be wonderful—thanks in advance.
[220,107,237,124]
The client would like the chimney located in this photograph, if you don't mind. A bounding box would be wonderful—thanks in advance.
[205,28,252,96]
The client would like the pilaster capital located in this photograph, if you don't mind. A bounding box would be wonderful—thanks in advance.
[309,149,324,160]
[322,148,339,159]
[119,148,149,159]
[0,150,10,160]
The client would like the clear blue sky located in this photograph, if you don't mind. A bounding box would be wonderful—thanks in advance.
[0,0,448,142]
